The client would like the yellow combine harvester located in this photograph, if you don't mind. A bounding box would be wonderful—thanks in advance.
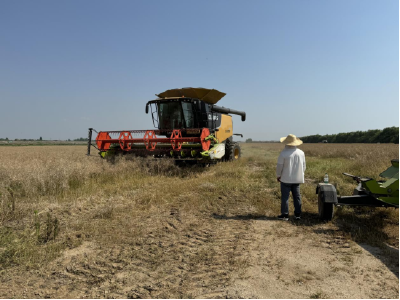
[87,87,246,164]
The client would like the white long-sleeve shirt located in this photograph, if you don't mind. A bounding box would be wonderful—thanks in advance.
[276,145,306,184]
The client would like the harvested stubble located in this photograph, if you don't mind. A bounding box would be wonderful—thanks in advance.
[0,143,398,291]
[0,146,188,267]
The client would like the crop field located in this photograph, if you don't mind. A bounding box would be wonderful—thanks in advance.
[0,143,398,298]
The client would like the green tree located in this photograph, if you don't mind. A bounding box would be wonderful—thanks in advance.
[301,127,399,143]
[379,127,398,143]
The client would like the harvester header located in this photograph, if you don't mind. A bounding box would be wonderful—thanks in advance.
[317,159,399,220]
[87,87,246,164]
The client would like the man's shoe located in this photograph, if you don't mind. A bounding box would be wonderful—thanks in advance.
[277,214,289,221]
[295,214,301,220]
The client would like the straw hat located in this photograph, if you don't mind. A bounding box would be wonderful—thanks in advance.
[280,134,303,146]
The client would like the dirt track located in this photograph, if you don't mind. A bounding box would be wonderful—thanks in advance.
[1,206,398,298]
[231,217,399,298]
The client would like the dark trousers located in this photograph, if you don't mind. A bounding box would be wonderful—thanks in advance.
[280,182,302,215]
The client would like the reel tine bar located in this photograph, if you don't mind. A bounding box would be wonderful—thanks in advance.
[144,130,157,151]
[170,129,183,151]
[119,131,133,151]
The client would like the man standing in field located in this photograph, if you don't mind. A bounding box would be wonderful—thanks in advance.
[276,134,306,220]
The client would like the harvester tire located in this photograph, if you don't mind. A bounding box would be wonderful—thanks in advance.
[318,190,334,221]
[226,141,241,161]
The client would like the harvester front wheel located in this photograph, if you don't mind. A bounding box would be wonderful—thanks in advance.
[318,190,334,221]
[226,141,241,161]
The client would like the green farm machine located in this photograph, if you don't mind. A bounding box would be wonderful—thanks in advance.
[317,159,399,220]
[87,88,246,164]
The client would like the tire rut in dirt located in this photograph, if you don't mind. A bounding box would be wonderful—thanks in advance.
[25,207,253,299]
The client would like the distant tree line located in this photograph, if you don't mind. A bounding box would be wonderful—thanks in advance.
[300,127,399,144]
[1,137,43,141]
[0,137,87,142]
[245,138,278,143]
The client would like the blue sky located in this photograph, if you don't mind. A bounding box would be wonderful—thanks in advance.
[0,0,398,141]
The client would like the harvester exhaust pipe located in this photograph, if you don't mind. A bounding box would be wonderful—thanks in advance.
[211,105,246,122]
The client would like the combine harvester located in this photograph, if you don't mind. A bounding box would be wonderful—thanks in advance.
[87,87,246,164]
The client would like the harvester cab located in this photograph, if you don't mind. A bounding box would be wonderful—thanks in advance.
[87,88,246,163]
